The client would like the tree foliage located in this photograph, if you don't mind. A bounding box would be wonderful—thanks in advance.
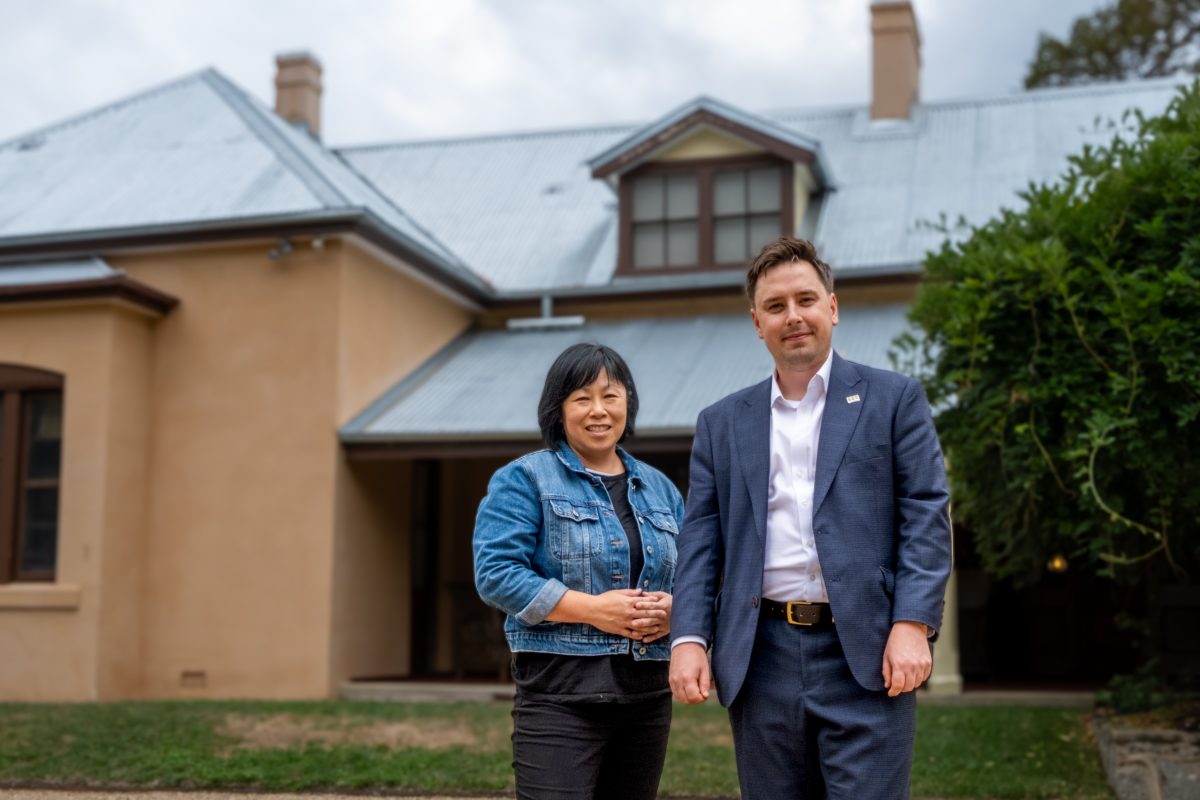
[901,83,1200,586]
[1025,0,1200,89]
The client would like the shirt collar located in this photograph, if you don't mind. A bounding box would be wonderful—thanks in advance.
[771,350,833,407]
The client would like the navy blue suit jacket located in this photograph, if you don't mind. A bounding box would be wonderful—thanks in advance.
[672,353,952,704]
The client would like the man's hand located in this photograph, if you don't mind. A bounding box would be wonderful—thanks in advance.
[882,621,932,697]
[631,591,672,643]
[669,642,712,704]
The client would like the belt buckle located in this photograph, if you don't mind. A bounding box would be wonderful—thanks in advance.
[785,600,815,627]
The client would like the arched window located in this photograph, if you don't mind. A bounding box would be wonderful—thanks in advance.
[0,365,64,582]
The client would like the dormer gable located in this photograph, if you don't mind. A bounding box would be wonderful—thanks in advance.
[587,97,832,277]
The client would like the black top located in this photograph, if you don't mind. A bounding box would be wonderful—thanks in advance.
[512,470,669,703]
[601,472,643,586]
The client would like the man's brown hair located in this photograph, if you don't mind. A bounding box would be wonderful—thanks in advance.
[745,237,833,304]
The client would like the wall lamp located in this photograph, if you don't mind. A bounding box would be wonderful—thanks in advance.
[268,237,294,260]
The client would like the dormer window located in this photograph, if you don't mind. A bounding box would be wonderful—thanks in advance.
[589,97,831,278]
[620,156,791,274]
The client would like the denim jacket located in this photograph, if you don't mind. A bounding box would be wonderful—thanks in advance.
[473,441,685,660]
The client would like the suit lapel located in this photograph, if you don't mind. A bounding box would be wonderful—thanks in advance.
[733,378,772,547]
[813,354,865,513]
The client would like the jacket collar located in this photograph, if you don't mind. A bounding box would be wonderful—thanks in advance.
[553,440,643,485]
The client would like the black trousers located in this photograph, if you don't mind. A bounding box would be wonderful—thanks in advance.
[511,691,672,800]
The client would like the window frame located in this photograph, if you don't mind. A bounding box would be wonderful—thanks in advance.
[617,154,794,276]
[0,364,64,583]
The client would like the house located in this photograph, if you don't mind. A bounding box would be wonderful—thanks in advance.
[0,2,1180,700]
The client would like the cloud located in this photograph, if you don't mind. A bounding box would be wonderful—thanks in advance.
[0,0,1113,146]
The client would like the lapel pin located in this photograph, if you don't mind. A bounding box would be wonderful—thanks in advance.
[846,394,861,404]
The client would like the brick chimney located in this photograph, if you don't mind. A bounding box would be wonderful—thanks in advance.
[274,52,323,137]
[870,1,921,120]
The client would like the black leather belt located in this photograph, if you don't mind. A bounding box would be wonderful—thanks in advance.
[761,599,835,627]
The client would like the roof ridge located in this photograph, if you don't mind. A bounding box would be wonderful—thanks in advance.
[767,76,1183,122]
[336,120,639,153]
[0,69,214,151]
[198,70,351,209]
[920,75,1185,111]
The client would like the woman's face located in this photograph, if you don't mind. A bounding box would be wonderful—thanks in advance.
[561,369,627,467]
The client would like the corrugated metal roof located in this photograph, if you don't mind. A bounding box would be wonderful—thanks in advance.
[1,69,1180,299]
[0,257,118,286]
[342,305,912,440]
[341,125,630,294]
[339,78,1181,292]
[0,70,479,290]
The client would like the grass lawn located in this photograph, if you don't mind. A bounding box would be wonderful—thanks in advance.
[0,700,1109,798]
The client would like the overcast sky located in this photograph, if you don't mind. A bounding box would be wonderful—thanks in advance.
[1,0,1109,147]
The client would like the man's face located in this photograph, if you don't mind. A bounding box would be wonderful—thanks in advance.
[751,259,838,374]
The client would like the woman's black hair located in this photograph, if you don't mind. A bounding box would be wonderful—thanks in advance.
[538,343,639,449]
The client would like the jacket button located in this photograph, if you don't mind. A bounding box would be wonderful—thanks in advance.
[751,596,759,608]
[646,546,654,554]
[639,647,647,655]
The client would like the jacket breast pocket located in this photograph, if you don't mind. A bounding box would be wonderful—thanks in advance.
[643,510,679,566]
[547,500,602,560]
[845,441,889,465]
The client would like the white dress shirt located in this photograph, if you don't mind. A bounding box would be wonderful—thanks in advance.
[763,353,832,601]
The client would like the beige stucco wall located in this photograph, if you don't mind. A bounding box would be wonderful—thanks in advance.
[0,301,155,700]
[114,242,344,698]
[0,234,472,701]
[328,458,412,685]
[99,237,472,699]
[327,241,472,690]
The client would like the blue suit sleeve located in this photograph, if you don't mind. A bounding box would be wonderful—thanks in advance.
[890,378,953,634]
[473,461,568,626]
[671,410,724,646]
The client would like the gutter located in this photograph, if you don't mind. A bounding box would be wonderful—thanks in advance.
[0,208,494,306]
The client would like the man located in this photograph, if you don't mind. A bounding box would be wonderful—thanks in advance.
[669,237,952,799]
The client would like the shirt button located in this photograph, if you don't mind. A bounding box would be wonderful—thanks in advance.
[809,574,817,582]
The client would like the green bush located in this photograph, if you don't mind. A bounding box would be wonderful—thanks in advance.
[901,81,1200,586]
[1096,660,1175,713]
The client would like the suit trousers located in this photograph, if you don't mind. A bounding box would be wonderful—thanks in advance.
[511,691,672,800]
[728,615,917,800]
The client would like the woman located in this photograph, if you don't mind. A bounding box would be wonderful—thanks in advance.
[474,342,684,800]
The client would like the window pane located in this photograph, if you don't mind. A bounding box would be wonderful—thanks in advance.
[666,221,698,267]
[749,214,782,254]
[633,223,665,268]
[665,175,698,220]
[632,177,664,221]
[715,218,747,264]
[714,171,745,216]
[20,487,58,574]
[748,168,781,213]
[27,393,62,480]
